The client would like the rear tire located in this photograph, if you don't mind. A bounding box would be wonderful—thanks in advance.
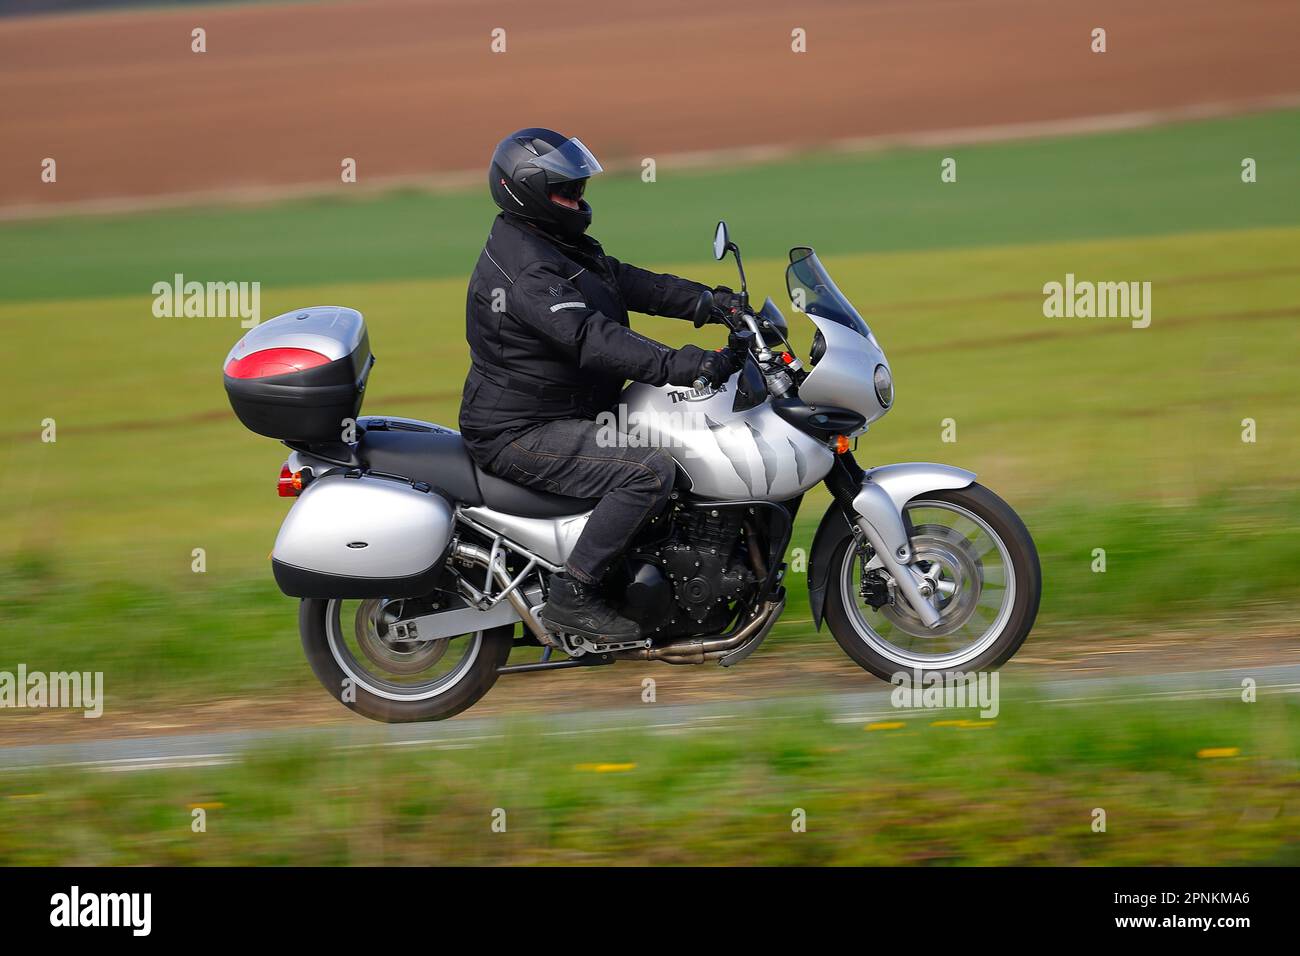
[824,483,1040,680]
[299,599,514,722]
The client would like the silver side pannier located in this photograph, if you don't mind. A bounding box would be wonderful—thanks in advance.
[271,473,454,598]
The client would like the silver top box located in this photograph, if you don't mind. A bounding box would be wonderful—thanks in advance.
[225,306,366,366]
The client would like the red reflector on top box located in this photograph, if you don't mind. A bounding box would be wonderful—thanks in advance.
[223,306,373,442]
[225,347,331,379]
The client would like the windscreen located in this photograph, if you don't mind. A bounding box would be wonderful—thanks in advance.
[529,137,604,183]
[786,247,873,338]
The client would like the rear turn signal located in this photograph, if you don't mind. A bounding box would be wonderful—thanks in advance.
[832,435,851,454]
[278,463,303,497]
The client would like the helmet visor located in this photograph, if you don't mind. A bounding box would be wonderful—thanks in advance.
[530,137,604,183]
[550,178,586,200]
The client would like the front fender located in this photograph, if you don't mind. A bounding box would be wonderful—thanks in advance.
[807,462,976,630]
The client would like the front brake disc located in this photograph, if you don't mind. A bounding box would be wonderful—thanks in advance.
[877,525,983,638]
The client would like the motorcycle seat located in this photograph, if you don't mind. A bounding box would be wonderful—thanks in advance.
[358,427,597,518]
[474,465,599,518]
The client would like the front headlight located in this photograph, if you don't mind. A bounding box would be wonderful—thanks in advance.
[809,330,826,366]
[873,364,893,407]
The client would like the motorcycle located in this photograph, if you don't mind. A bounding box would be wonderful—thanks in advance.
[223,221,1041,722]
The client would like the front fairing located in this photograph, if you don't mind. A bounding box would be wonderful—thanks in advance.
[787,247,890,431]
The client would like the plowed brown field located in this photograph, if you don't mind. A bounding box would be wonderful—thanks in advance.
[2,0,1298,209]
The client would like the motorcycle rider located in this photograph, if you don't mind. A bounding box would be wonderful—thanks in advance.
[460,127,742,642]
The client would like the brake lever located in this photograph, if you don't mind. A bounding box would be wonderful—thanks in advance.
[705,308,743,331]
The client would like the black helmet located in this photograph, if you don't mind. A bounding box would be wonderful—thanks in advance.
[488,128,604,242]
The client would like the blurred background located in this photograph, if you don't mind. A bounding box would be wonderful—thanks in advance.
[0,0,1298,864]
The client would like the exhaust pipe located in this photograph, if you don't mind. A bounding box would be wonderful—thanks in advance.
[614,598,783,664]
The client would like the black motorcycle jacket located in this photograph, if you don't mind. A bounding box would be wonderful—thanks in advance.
[459,213,712,465]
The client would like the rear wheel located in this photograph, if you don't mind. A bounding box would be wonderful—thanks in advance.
[824,483,1040,679]
[299,597,514,722]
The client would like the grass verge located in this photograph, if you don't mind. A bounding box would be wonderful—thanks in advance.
[1,689,1295,865]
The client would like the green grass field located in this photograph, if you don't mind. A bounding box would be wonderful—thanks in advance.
[2,690,1295,865]
[1,110,1298,705]
[3,109,1298,304]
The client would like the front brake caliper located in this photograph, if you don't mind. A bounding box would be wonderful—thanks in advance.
[853,541,890,610]
[859,569,891,610]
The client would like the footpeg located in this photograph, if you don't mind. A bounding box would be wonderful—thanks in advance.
[558,633,651,657]
[529,607,648,655]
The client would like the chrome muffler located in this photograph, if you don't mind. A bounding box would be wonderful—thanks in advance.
[614,597,784,665]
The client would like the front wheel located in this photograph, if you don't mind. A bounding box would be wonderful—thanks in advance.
[824,483,1040,679]
[299,598,514,722]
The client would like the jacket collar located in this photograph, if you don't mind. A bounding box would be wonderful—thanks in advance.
[498,213,607,270]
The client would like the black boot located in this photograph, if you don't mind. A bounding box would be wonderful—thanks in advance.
[541,572,641,641]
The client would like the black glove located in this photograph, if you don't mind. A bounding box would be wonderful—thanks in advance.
[694,347,742,389]
[710,286,746,323]
[665,345,740,389]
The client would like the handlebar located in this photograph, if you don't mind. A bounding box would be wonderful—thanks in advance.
[688,300,802,394]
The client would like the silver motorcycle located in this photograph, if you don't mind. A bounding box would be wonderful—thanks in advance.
[223,221,1041,722]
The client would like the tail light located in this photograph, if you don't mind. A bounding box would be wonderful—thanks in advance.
[277,463,303,497]
[225,347,331,379]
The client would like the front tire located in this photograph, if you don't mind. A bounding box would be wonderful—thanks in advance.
[824,483,1040,679]
[299,598,514,722]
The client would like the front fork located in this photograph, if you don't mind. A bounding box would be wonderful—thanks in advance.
[822,453,943,629]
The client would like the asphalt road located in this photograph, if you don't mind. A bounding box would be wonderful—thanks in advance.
[1,664,1296,774]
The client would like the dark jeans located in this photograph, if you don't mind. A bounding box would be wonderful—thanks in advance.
[487,419,676,584]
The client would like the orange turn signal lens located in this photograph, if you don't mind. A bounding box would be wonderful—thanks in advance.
[833,435,851,454]
[277,463,303,497]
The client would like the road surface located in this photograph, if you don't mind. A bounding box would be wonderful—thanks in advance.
[1,663,1294,774]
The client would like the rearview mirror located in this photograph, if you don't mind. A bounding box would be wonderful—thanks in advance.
[713,220,730,261]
